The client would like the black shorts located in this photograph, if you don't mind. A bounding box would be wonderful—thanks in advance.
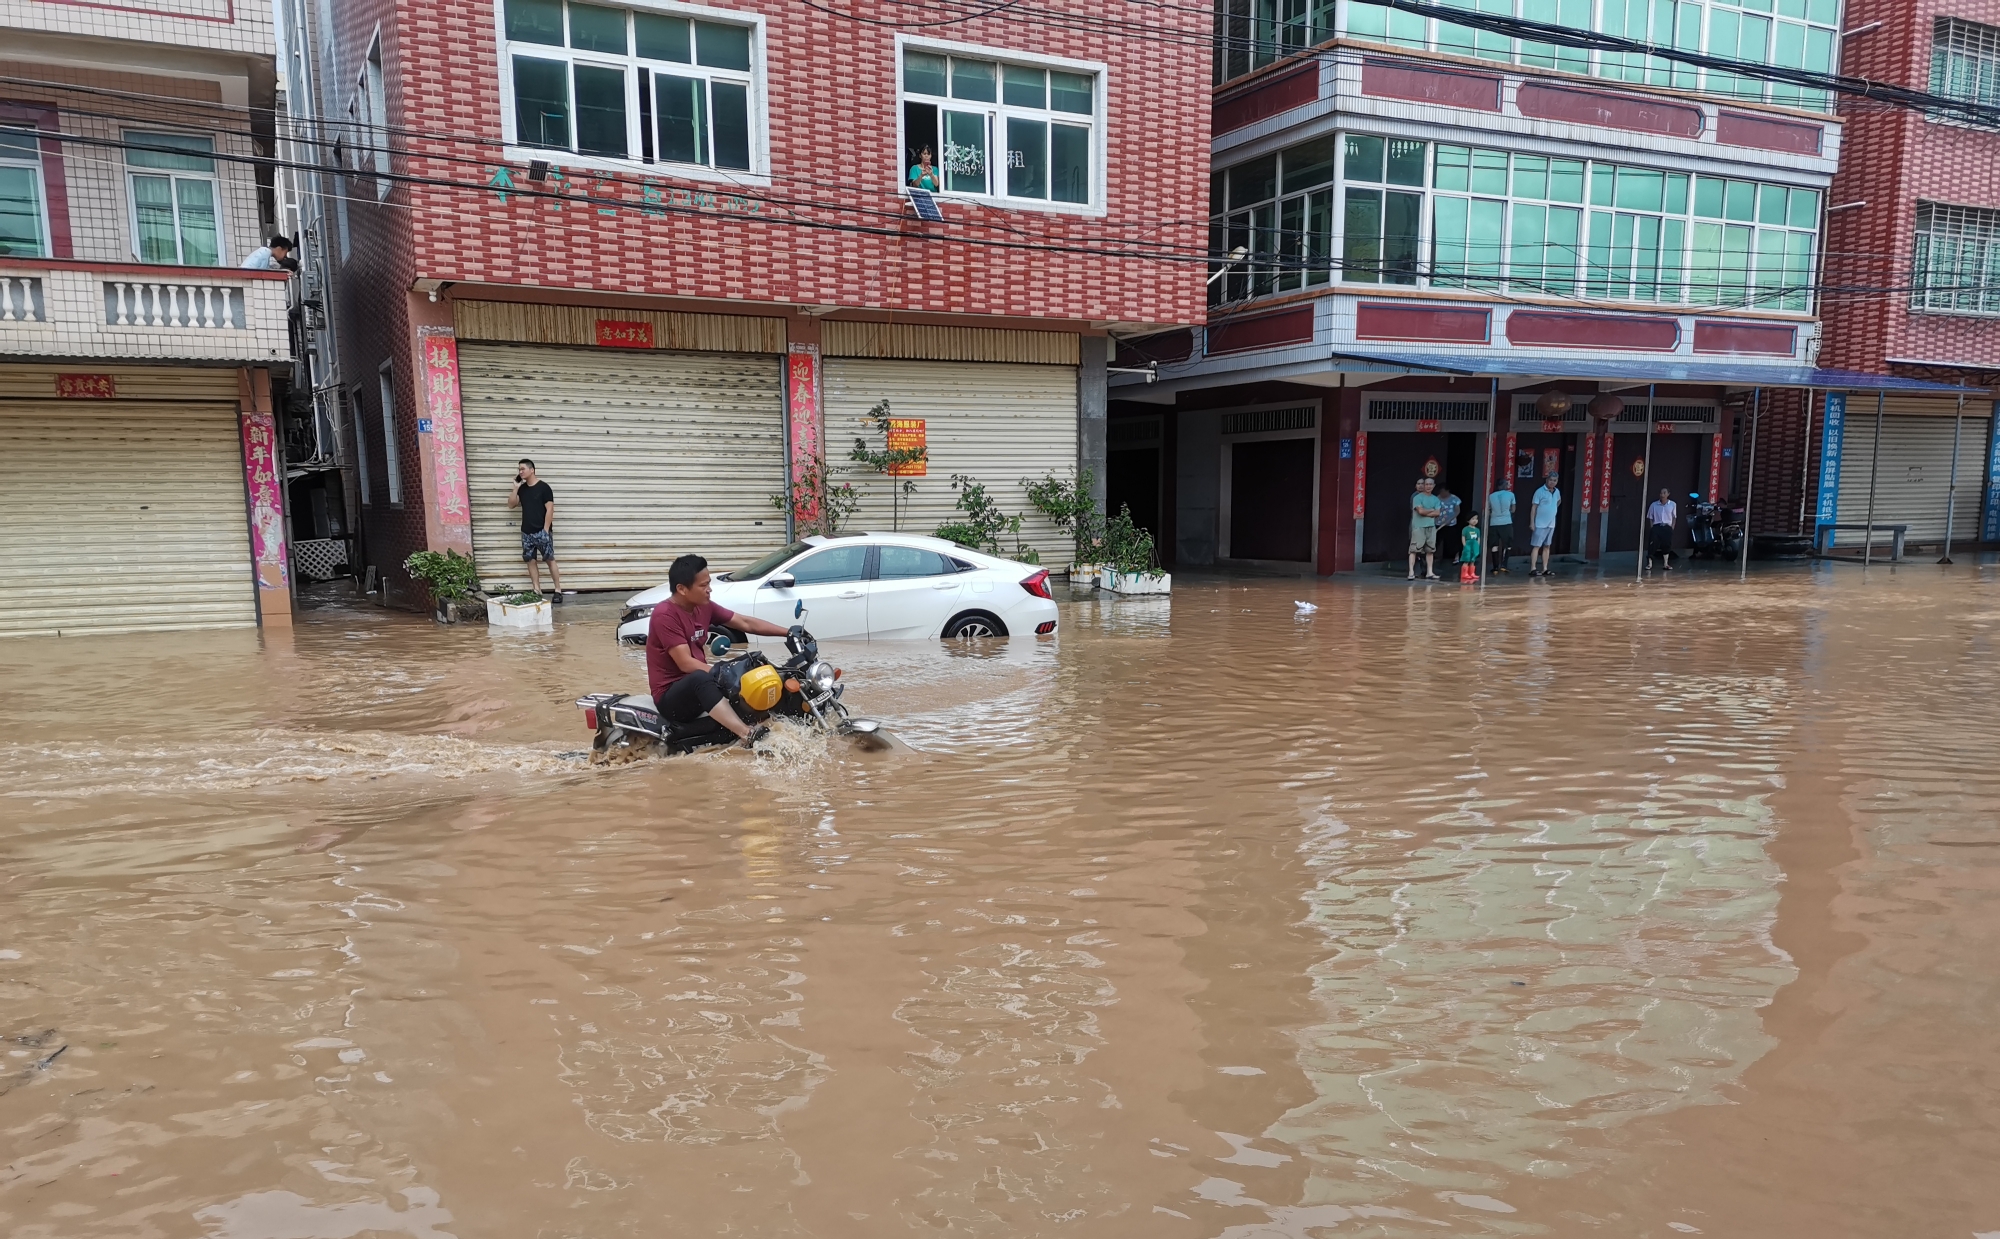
[656,668,724,723]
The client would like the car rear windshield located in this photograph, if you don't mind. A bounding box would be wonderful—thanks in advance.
[732,541,813,580]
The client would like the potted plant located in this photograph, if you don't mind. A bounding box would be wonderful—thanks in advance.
[487,588,553,628]
[1099,504,1170,595]
[935,474,1039,564]
[1024,469,1101,581]
[404,549,480,623]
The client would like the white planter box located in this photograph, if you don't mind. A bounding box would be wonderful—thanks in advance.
[487,597,553,628]
[1102,569,1170,595]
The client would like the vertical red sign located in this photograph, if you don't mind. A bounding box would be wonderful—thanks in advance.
[1707,429,1724,500]
[1582,431,1598,512]
[1542,447,1561,487]
[786,343,823,523]
[1503,431,1517,483]
[1352,431,1368,519]
[240,409,289,592]
[419,326,473,550]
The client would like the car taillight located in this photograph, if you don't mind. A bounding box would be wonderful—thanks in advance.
[582,706,598,729]
[1036,620,1057,635]
[1020,569,1053,600]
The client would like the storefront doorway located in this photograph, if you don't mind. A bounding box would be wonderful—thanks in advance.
[1606,433,1703,553]
[1363,431,1478,563]
[1508,432,1577,556]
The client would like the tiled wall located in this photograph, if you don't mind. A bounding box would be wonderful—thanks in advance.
[0,61,269,265]
[0,0,273,59]
[1822,0,2000,372]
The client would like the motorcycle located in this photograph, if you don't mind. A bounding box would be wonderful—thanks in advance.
[1686,493,1744,561]
[577,625,883,762]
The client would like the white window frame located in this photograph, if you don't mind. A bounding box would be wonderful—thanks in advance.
[895,34,1108,218]
[379,361,402,505]
[0,125,51,258]
[360,28,392,199]
[1912,200,2000,317]
[123,131,226,266]
[493,0,769,184]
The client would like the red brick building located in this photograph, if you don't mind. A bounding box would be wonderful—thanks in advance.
[310,0,1209,601]
[1789,0,2000,553]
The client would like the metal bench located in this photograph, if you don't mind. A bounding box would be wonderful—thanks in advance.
[1813,523,1909,562]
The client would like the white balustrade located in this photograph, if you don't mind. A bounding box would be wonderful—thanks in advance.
[0,275,45,323]
[104,280,245,329]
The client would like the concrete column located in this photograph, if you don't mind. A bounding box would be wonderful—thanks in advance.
[1078,335,1108,512]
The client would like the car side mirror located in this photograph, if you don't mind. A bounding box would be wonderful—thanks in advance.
[767,574,795,589]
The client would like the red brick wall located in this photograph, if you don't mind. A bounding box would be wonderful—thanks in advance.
[1821,0,2000,373]
[375,0,1209,325]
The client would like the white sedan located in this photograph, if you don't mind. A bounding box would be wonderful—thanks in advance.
[616,533,1060,644]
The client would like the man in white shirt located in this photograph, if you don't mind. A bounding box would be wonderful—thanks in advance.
[240,235,293,270]
[1529,475,1562,577]
[1485,480,1516,574]
[1646,488,1679,571]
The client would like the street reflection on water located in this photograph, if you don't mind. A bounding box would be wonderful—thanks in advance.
[2,568,1998,1238]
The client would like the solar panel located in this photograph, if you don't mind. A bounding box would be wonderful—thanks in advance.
[906,187,944,222]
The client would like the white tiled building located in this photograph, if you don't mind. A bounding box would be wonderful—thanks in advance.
[0,0,294,636]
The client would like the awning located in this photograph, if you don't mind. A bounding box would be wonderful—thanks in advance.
[1328,348,1978,393]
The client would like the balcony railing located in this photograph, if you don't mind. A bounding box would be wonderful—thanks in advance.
[104,280,247,329]
[0,275,44,323]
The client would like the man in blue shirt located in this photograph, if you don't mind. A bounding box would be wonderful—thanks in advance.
[1485,479,1516,574]
[1528,475,1562,577]
[1408,477,1444,581]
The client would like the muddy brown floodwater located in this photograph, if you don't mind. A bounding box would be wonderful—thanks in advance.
[3,566,2000,1239]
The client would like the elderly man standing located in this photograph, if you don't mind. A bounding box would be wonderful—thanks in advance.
[1408,477,1443,582]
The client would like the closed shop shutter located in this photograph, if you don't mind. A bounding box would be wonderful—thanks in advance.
[1,399,254,637]
[823,359,1078,563]
[1834,407,1994,546]
[458,344,786,593]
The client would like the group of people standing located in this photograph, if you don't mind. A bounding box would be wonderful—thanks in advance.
[1408,475,1564,582]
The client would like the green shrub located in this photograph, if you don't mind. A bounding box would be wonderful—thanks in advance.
[404,549,480,601]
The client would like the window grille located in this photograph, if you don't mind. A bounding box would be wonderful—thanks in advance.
[1912,201,2000,316]
[1108,417,1161,445]
[1931,18,2000,109]
[1222,406,1316,435]
[1365,399,1488,423]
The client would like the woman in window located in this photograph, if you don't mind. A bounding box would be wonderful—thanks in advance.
[907,146,941,192]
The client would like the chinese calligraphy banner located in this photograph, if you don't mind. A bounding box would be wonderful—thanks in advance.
[56,374,115,399]
[595,319,654,349]
[419,326,474,551]
[240,410,289,593]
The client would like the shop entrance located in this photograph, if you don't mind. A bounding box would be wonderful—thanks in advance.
[1364,432,1477,562]
[1605,433,1702,553]
[1507,432,1578,556]
[1107,416,1164,548]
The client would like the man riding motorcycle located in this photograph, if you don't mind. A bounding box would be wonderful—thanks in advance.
[648,553,798,749]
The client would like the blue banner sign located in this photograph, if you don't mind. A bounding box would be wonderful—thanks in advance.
[1984,412,2000,541]
[1814,392,1846,529]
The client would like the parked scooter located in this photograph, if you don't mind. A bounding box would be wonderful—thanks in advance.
[1686,493,1744,561]
[577,625,882,762]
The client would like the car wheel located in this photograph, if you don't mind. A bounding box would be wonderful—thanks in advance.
[943,611,1008,639]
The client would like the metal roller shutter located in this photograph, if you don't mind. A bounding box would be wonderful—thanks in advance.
[823,359,1078,564]
[458,344,786,592]
[1834,408,1994,546]
[1,400,255,637]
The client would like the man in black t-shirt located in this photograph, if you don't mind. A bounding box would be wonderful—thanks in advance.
[506,458,563,600]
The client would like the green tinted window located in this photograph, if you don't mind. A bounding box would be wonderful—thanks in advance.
[695,21,750,71]
[1725,180,1756,221]
[1230,153,1277,208]
[1003,65,1046,108]
[1282,135,1336,193]
[568,2,626,52]
[1050,71,1094,114]
[1470,149,1507,195]
[1694,176,1725,218]
[507,0,563,45]
[904,50,947,95]
[1665,173,1689,215]
[636,13,690,61]
[124,132,215,172]
[1758,184,1789,224]
[1432,144,1468,191]
[1548,159,1585,203]
[1513,154,1547,200]
[1345,134,1386,183]
[1615,168,1663,213]
[1788,187,1819,228]
[1387,138,1427,186]
[951,58,997,101]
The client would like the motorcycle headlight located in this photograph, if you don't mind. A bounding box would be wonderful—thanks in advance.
[807,661,836,693]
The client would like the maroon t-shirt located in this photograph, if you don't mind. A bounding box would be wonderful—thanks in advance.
[647,600,738,698]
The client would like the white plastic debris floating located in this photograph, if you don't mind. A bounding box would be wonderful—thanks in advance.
[488,596,553,629]
[1102,569,1170,595]
[1295,601,1319,613]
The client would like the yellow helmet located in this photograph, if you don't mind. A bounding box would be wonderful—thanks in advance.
[737,664,783,713]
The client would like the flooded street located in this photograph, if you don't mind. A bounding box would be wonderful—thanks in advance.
[3,565,1999,1239]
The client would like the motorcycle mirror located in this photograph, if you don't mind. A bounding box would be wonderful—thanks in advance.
[794,600,805,619]
[767,574,795,589]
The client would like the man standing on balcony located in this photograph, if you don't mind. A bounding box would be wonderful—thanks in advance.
[240,235,293,270]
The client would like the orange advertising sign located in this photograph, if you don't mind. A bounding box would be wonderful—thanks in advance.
[887,418,927,476]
